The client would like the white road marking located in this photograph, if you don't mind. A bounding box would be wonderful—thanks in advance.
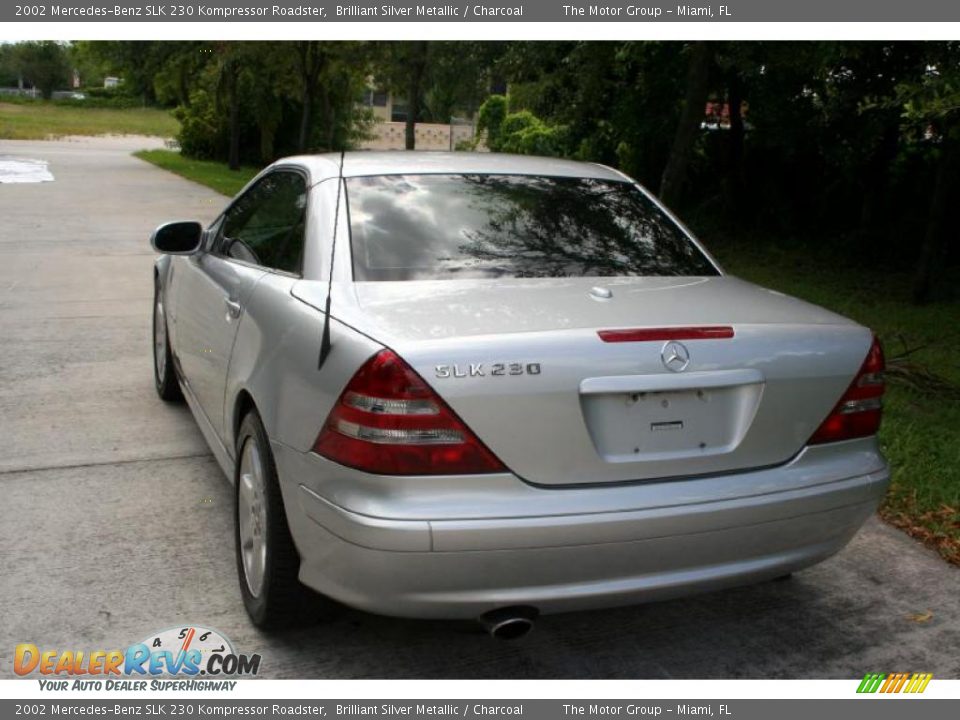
[0,156,54,183]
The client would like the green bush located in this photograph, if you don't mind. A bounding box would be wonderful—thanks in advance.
[498,111,567,156]
[498,109,537,138]
[0,87,154,109]
[476,98,568,157]
[77,87,144,108]
[503,121,568,157]
[476,94,508,151]
[174,89,227,160]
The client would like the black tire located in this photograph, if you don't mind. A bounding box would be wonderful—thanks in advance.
[234,410,318,629]
[153,277,182,402]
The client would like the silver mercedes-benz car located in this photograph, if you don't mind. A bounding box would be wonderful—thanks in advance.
[151,152,888,637]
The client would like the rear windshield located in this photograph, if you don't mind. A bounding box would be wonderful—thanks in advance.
[345,174,718,281]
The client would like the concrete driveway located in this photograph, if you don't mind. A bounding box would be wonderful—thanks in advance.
[0,137,957,679]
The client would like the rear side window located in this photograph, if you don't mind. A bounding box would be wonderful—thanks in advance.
[218,171,307,274]
[346,174,717,281]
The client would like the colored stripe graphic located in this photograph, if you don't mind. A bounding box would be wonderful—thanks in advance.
[906,673,934,693]
[884,673,901,693]
[857,673,885,693]
[857,672,932,693]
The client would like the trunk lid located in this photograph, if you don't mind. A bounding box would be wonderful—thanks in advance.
[294,276,873,485]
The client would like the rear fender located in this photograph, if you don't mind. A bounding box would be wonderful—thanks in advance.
[224,272,385,461]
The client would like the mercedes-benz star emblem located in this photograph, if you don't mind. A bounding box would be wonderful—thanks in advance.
[661,341,691,372]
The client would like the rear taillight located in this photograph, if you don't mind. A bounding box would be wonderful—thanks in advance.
[808,335,885,445]
[312,350,507,475]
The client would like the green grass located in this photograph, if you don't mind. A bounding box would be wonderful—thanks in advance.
[711,239,960,564]
[133,149,260,197]
[0,100,179,139]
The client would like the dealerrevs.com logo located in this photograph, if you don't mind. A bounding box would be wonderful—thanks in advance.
[15,626,260,691]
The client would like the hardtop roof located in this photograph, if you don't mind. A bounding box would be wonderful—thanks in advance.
[277,151,629,184]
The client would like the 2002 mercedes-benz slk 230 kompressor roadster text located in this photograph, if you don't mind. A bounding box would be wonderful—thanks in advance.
[151,152,889,637]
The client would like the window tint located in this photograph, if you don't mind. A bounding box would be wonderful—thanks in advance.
[219,172,307,274]
[346,174,718,281]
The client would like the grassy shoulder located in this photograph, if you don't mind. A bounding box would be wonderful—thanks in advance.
[0,100,179,140]
[134,149,260,197]
[711,239,960,565]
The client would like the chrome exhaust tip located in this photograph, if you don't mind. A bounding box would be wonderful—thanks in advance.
[478,606,538,640]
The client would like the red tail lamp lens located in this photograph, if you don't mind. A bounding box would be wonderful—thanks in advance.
[809,335,885,445]
[313,350,507,475]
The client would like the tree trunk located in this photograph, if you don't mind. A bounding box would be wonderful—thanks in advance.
[298,85,313,153]
[259,124,276,165]
[326,100,337,151]
[317,86,334,151]
[297,42,325,153]
[178,61,190,106]
[855,118,899,251]
[723,70,746,226]
[405,41,429,151]
[912,127,959,304]
[227,66,240,171]
[659,42,712,209]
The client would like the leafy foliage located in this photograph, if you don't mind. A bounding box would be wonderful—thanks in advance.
[476,94,508,149]
[3,42,71,99]
[173,89,225,160]
[476,96,567,156]
[79,41,376,165]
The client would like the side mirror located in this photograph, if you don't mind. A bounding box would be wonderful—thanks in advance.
[150,221,203,255]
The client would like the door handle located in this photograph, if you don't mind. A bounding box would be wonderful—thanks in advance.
[224,298,242,320]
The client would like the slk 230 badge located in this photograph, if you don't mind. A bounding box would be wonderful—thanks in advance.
[435,362,542,378]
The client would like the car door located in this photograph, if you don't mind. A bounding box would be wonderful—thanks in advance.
[174,169,309,444]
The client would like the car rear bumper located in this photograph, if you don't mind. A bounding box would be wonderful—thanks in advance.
[273,439,889,619]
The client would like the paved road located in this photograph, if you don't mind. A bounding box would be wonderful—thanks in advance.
[0,137,958,679]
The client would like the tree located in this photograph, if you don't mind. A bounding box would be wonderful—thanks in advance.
[889,42,960,303]
[422,42,504,123]
[216,45,243,171]
[913,126,959,303]
[76,41,176,104]
[404,41,429,149]
[477,94,508,149]
[476,96,566,156]
[13,41,70,99]
[659,42,713,208]
[0,44,23,87]
[369,41,506,150]
[310,42,376,152]
[150,42,210,107]
[168,41,372,164]
[497,41,687,186]
[239,43,295,163]
[294,41,328,153]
